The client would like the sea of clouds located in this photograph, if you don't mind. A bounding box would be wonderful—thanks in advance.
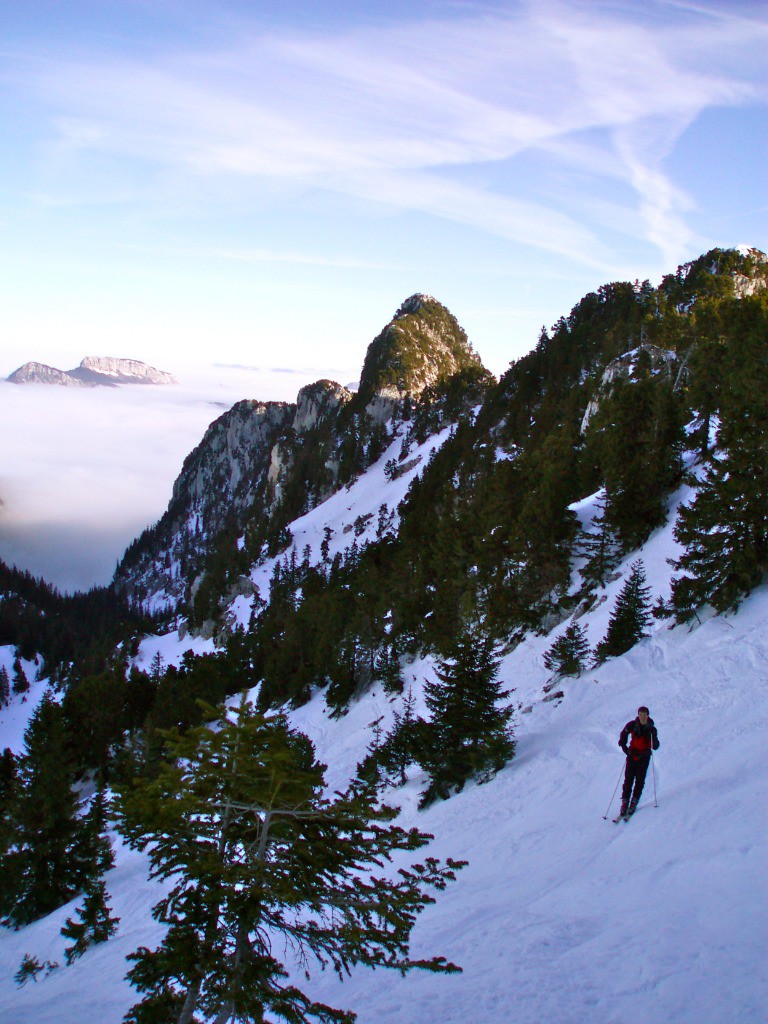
[0,362,344,593]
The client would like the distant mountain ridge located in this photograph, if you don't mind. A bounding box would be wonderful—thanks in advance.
[6,356,178,387]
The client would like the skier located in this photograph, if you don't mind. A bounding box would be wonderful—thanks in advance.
[617,706,659,819]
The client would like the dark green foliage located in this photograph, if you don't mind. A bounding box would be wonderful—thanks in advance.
[0,747,18,869]
[357,295,483,403]
[543,623,591,678]
[420,629,515,807]
[0,557,149,683]
[379,687,425,787]
[14,954,59,986]
[114,698,464,1024]
[1,693,82,926]
[62,670,129,775]
[582,374,683,550]
[0,665,9,705]
[12,659,30,696]
[357,688,425,789]
[576,498,623,591]
[671,295,768,618]
[594,560,652,664]
[61,880,120,964]
[70,788,115,891]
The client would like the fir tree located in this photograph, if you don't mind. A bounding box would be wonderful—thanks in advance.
[12,658,30,697]
[0,665,10,706]
[14,954,59,986]
[594,560,652,664]
[70,787,114,893]
[420,628,515,807]
[670,296,768,618]
[381,687,424,786]
[543,623,591,678]
[61,880,120,964]
[576,497,622,591]
[114,697,464,1024]
[379,640,404,695]
[1,692,83,926]
[0,747,18,880]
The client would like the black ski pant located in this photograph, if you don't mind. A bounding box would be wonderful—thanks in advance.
[622,755,650,807]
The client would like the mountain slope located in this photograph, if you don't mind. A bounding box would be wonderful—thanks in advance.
[0,489,764,1023]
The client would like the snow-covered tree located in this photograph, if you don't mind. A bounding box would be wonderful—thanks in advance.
[115,697,463,1024]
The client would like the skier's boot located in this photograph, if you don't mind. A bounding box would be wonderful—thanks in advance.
[614,801,628,822]
[626,799,638,818]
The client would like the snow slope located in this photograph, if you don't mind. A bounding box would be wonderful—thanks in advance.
[1,491,766,1023]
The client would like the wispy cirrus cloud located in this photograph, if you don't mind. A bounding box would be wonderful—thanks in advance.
[8,0,766,272]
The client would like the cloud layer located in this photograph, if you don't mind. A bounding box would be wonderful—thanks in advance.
[0,365,324,592]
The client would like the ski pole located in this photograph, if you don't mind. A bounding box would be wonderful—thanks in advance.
[651,751,658,807]
[602,762,624,819]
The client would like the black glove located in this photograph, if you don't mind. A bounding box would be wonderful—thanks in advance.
[620,745,628,755]
[653,740,660,750]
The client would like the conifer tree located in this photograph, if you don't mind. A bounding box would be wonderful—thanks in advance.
[70,787,114,893]
[420,628,515,807]
[543,623,591,678]
[12,658,30,697]
[0,665,10,706]
[14,953,59,986]
[115,697,463,1024]
[594,560,652,664]
[379,640,404,695]
[61,880,120,964]
[1,692,82,925]
[382,686,424,786]
[671,296,768,618]
[576,497,623,591]
[0,748,18,882]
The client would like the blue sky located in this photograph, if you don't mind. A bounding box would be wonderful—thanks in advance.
[1,0,767,379]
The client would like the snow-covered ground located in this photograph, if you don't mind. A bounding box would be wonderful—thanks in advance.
[1,468,765,1023]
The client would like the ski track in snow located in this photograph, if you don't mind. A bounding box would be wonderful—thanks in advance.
[1,484,766,1023]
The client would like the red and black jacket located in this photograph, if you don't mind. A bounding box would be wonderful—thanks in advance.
[619,718,659,761]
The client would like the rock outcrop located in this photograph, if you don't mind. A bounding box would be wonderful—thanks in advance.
[357,294,486,419]
[6,356,178,387]
[70,357,178,385]
[7,361,91,386]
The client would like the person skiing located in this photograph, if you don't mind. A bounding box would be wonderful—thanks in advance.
[618,706,659,818]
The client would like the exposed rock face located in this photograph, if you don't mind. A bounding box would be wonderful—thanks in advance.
[660,246,768,311]
[293,380,352,434]
[171,400,292,508]
[581,343,678,433]
[6,361,91,386]
[114,400,293,608]
[71,357,178,385]
[6,356,178,387]
[357,294,485,415]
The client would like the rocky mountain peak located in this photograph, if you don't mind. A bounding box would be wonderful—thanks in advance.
[293,380,353,434]
[6,361,89,386]
[6,355,178,387]
[357,294,485,405]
